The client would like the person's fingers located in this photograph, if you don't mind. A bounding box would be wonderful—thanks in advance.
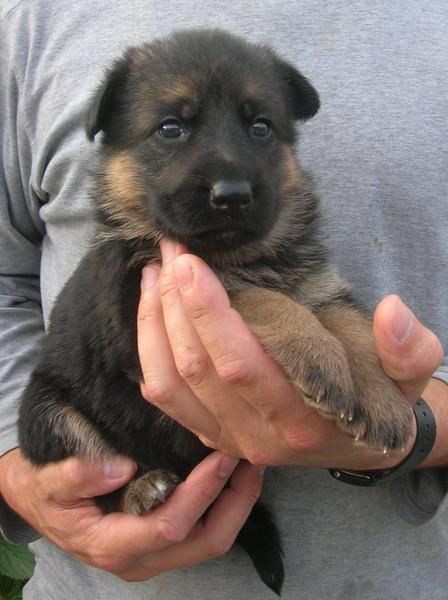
[89,452,242,570]
[138,263,181,395]
[114,459,264,580]
[197,460,263,549]
[5,454,136,556]
[172,253,305,423]
[36,456,137,505]
[373,295,443,400]
[138,260,221,443]
[9,447,251,581]
[159,239,188,262]
[152,461,263,574]
[158,257,262,452]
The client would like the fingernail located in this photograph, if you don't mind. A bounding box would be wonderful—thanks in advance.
[103,457,135,479]
[141,265,159,290]
[218,455,240,479]
[174,256,194,291]
[392,298,414,343]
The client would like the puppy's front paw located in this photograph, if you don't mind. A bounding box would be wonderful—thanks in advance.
[269,334,413,451]
[315,303,416,452]
[121,470,180,515]
[284,335,357,425]
[232,288,359,429]
[351,374,414,452]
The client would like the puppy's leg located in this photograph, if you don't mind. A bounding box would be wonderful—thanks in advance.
[19,380,180,514]
[232,289,413,451]
[19,377,113,463]
[231,288,357,425]
[46,406,181,514]
[316,303,413,450]
[119,470,180,515]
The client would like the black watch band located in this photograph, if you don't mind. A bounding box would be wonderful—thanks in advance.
[328,398,436,486]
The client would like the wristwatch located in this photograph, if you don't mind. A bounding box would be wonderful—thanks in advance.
[328,398,436,486]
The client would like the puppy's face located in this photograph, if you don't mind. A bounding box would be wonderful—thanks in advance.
[88,29,319,258]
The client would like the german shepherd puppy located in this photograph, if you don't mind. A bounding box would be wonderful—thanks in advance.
[19,29,413,594]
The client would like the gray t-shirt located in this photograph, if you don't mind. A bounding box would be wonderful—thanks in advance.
[1,1,447,599]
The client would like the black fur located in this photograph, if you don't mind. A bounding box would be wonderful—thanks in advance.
[19,29,347,595]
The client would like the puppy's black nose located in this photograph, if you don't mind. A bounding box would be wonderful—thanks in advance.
[210,179,253,215]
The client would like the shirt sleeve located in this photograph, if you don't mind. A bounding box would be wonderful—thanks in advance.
[433,359,448,386]
[0,18,45,543]
[389,359,448,525]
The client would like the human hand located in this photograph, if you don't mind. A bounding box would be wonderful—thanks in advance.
[0,448,263,580]
[138,239,444,471]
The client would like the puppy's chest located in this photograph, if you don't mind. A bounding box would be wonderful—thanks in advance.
[217,264,288,291]
[123,238,342,311]
[215,262,339,309]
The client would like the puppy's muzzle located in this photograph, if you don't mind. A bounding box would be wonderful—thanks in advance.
[210,179,253,216]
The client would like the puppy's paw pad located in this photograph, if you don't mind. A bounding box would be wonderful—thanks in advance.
[121,469,180,515]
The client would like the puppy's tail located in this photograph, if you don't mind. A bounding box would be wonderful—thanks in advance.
[237,501,284,595]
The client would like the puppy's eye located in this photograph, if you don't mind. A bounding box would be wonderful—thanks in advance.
[159,119,185,139]
[250,118,271,138]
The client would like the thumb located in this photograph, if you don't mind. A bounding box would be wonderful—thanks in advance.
[43,456,137,504]
[373,295,443,401]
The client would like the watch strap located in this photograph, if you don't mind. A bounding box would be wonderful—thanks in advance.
[328,397,436,486]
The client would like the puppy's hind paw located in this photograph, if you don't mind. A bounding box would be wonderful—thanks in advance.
[121,469,180,515]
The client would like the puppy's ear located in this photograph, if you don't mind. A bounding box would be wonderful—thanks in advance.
[86,58,128,141]
[275,58,320,121]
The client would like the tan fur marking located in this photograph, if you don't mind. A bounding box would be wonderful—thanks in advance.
[241,80,269,100]
[40,403,112,459]
[128,46,153,67]
[232,289,413,449]
[293,266,350,308]
[231,287,354,405]
[257,146,309,251]
[97,151,161,243]
[103,151,142,208]
[159,81,199,104]
[316,303,413,448]
[281,146,304,191]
